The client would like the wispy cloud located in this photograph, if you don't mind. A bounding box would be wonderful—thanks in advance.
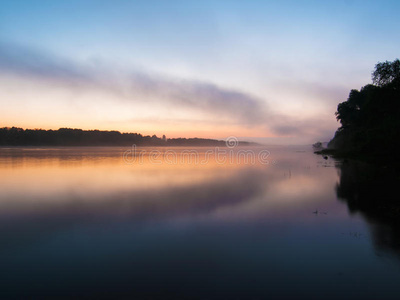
[270,115,337,140]
[0,41,337,142]
[0,41,90,82]
[0,41,267,124]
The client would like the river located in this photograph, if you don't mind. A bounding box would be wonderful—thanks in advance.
[0,146,399,299]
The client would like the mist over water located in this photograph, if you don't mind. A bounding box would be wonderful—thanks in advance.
[0,146,399,299]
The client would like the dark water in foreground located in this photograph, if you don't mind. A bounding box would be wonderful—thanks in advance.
[0,146,399,299]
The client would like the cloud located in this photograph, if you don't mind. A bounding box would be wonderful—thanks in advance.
[0,41,337,142]
[0,41,90,82]
[268,114,338,143]
[126,73,270,125]
[0,41,268,125]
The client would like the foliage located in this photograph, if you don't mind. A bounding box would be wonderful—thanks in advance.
[0,127,226,146]
[372,59,400,88]
[329,59,400,155]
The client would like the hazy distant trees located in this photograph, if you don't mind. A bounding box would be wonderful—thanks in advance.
[330,59,400,154]
[0,127,226,147]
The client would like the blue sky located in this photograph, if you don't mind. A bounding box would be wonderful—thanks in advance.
[1,0,399,143]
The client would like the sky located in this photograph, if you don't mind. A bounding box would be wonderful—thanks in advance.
[0,0,399,144]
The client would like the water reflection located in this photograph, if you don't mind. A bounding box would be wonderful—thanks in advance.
[336,160,400,259]
[0,147,400,299]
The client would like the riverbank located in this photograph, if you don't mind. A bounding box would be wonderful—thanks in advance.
[315,147,400,168]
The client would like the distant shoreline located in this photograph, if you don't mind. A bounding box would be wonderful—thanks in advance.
[0,126,256,147]
[0,144,257,148]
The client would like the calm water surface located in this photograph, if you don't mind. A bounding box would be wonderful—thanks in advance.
[0,146,399,299]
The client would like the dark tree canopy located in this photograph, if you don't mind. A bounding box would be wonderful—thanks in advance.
[372,59,400,88]
[329,59,400,155]
[0,127,228,146]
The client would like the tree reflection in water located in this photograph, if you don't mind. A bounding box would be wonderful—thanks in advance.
[336,159,400,259]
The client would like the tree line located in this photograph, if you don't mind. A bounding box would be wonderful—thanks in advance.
[329,59,400,156]
[0,127,228,147]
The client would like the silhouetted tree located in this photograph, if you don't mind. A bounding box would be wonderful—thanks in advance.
[372,59,400,88]
[0,127,226,147]
[329,59,400,155]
